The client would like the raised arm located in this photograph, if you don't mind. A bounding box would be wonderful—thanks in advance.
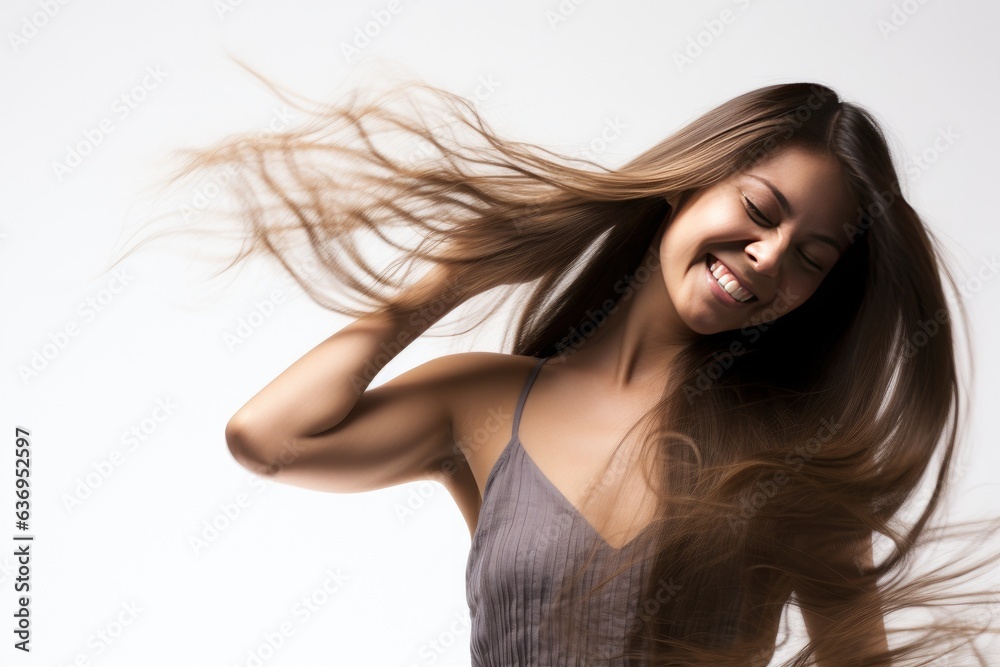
[223,264,477,494]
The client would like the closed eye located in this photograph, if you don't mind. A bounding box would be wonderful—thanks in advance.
[741,193,824,272]
[741,193,774,227]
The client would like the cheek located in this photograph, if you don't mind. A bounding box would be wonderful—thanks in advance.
[657,222,697,271]
[664,201,744,262]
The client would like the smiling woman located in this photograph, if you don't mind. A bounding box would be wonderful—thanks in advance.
[122,71,1000,666]
[657,146,855,335]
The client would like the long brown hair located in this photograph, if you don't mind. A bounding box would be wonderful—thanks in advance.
[114,62,1000,665]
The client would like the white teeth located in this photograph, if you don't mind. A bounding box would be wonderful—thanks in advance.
[709,259,754,302]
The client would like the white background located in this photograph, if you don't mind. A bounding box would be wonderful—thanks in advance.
[3,0,999,665]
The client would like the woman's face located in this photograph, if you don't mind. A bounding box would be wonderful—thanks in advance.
[657,145,856,335]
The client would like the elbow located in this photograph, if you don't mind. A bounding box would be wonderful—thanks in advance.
[225,413,277,476]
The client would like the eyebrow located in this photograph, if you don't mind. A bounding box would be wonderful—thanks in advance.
[745,173,845,254]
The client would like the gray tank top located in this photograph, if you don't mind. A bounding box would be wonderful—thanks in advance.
[466,355,656,666]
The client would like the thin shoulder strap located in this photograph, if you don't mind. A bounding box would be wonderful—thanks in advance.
[511,356,550,441]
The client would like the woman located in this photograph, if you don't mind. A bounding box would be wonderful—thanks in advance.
[137,72,1000,665]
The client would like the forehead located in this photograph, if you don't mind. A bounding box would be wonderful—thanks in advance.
[736,146,855,233]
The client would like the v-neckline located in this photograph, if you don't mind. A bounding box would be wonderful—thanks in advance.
[515,435,657,552]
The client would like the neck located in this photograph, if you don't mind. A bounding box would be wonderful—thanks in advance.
[550,253,696,391]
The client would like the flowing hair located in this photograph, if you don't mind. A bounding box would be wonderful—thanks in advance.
[113,61,1000,665]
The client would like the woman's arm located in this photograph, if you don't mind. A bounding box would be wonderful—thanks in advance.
[223,264,477,492]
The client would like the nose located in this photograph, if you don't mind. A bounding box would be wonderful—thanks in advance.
[744,234,789,279]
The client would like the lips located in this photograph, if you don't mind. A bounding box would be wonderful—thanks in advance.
[705,254,758,303]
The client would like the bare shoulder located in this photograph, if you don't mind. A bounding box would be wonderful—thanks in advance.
[424,349,539,476]
[419,351,540,534]
[437,351,539,421]
[411,351,536,414]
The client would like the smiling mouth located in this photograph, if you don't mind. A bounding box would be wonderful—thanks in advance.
[705,254,758,304]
